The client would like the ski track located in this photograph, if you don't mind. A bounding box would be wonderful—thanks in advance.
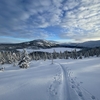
[53,62,72,100]
[59,63,71,100]
[55,62,98,100]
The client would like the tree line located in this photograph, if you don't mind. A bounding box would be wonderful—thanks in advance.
[0,47,100,67]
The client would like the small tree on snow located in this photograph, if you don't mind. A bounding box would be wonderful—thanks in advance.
[53,49,57,59]
[51,53,53,64]
[18,49,30,69]
[21,49,30,61]
[79,53,82,59]
[44,52,47,61]
[12,53,18,66]
[59,51,63,59]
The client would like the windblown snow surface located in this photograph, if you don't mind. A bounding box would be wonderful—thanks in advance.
[0,57,100,100]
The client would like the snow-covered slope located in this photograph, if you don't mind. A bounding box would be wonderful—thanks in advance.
[0,57,100,100]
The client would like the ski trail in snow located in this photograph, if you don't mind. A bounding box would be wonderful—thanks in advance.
[56,63,97,100]
[59,64,71,100]
[55,63,75,100]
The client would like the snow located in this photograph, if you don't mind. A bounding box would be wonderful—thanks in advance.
[17,47,81,53]
[0,57,100,100]
[56,57,100,100]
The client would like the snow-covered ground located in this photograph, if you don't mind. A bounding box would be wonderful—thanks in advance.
[17,47,81,53]
[0,57,100,100]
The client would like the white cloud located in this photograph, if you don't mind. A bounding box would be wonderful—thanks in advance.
[59,0,100,41]
[0,0,100,42]
[60,28,100,42]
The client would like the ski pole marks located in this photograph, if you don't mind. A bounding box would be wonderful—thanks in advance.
[48,72,62,100]
[68,67,98,100]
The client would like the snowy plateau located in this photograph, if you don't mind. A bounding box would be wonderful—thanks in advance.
[0,48,100,100]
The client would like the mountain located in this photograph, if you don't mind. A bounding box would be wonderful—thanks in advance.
[0,39,100,51]
[77,40,100,48]
[0,39,59,50]
[60,40,100,48]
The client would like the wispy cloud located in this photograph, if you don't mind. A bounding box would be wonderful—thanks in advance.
[0,0,62,41]
[0,0,100,42]
[60,0,100,41]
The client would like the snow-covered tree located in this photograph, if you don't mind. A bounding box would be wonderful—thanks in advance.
[73,49,77,59]
[53,49,57,59]
[95,48,100,57]
[44,52,47,61]
[12,53,18,66]
[63,51,68,59]
[18,49,30,69]
[79,53,82,59]
[59,51,63,59]
[84,51,89,58]
[51,53,53,64]
[21,49,30,61]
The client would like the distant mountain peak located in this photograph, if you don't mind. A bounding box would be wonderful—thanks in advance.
[0,39,100,50]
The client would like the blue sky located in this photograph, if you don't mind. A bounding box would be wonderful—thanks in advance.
[0,0,100,43]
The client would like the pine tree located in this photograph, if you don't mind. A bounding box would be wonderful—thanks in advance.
[18,49,30,68]
[53,49,57,59]
[12,53,17,66]
[44,52,47,61]
[73,49,77,59]
[95,48,100,57]
[79,53,82,59]
[59,51,63,59]
[51,53,53,64]
[64,51,69,59]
